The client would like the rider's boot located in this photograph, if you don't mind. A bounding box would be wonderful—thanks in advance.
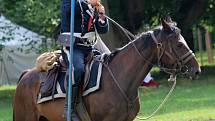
[63,85,80,121]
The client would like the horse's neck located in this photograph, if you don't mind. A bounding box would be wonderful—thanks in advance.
[109,38,155,99]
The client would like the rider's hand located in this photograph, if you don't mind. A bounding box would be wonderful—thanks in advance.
[88,0,99,6]
[97,5,106,20]
[88,0,106,20]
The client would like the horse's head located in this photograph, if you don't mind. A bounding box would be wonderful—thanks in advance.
[150,17,201,79]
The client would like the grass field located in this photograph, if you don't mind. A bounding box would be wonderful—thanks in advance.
[0,86,15,121]
[135,75,215,121]
[0,68,215,121]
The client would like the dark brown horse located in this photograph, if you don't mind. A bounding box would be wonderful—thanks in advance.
[13,18,201,121]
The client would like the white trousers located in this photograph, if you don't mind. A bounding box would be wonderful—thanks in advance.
[143,73,153,83]
[94,35,111,54]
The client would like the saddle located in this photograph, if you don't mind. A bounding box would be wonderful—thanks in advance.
[38,51,94,98]
[37,51,96,121]
[39,54,67,98]
[37,33,106,121]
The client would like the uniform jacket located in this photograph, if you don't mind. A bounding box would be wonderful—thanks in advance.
[61,0,109,36]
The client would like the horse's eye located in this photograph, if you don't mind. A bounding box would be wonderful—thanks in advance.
[174,35,179,40]
[177,43,183,48]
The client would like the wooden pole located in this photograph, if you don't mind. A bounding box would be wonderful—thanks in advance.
[197,28,203,66]
[205,29,213,64]
[67,0,75,120]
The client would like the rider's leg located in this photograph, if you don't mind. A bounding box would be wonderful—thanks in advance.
[73,48,85,89]
[62,47,87,121]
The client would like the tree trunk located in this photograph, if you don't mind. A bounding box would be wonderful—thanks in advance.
[174,0,209,51]
[123,0,145,33]
[100,0,136,50]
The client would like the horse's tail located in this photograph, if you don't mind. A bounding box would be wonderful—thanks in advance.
[17,70,29,84]
[13,70,24,121]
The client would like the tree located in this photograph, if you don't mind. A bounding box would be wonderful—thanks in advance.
[107,0,210,51]
[173,0,209,51]
[1,0,214,51]
[0,0,60,37]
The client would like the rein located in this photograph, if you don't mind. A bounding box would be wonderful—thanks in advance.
[106,15,195,75]
[104,15,195,120]
[103,63,139,114]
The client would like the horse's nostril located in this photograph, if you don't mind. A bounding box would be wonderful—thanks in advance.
[195,69,201,75]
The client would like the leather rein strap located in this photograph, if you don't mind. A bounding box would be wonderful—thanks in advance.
[102,15,196,120]
[103,30,195,120]
[149,31,195,75]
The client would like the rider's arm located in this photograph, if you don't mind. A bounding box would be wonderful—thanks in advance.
[94,4,109,34]
[94,15,109,34]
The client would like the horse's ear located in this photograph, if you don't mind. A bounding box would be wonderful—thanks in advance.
[165,16,177,26]
[166,16,173,23]
[161,17,171,31]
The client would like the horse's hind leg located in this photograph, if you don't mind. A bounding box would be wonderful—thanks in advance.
[13,92,40,121]
[13,70,40,121]
[13,107,39,121]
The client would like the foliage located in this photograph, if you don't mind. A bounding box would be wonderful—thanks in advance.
[106,0,211,51]
[0,0,213,36]
[0,0,214,51]
[201,0,215,28]
[107,0,177,31]
[0,0,61,53]
[0,0,60,37]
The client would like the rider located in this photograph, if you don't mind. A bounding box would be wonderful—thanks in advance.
[60,0,109,120]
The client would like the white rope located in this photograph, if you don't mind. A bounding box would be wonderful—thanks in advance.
[137,78,177,120]
[106,15,178,120]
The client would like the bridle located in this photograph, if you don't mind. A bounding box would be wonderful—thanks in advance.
[104,16,196,120]
[131,30,196,76]
[106,15,196,76]
[149,31,195,75]
[129,29,196,120]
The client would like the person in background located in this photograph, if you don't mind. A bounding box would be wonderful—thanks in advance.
[141,73,159,87]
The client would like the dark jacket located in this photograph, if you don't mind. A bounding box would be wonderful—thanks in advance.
[61,0,109,35]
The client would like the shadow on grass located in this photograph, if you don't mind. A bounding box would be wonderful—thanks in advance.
[139,65,215,118]
[138,83,215,117]
[0,88,15,102]
[151,65,215,86]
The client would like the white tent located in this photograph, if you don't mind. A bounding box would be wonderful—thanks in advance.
[0,15,45,85]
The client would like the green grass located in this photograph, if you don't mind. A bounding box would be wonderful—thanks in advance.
[135,50,215,121]
[135,75,215,121]
[0,72,215,121]
[195,49,215,66]
[0,86,15,121]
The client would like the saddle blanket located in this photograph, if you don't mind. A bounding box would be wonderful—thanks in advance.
[37,54,104,104]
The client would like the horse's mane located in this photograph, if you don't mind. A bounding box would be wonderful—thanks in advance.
[106,26,162,62]
[106,22,180,63]
[105,48,122,63]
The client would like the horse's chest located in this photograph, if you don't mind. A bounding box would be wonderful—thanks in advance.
[102,102,139,121]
